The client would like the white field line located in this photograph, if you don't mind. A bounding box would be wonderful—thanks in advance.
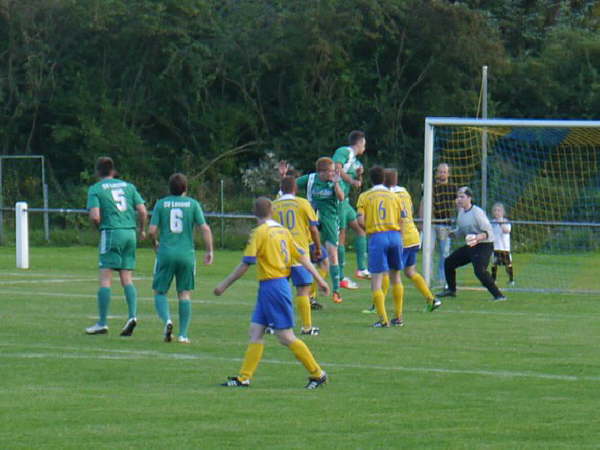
[1,342,598,383]
[0,288,596,319]
[0,288,249,307]
[0,278,96,285]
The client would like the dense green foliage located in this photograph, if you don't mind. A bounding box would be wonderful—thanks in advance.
[2,247,600,448]
[1,0,599,208]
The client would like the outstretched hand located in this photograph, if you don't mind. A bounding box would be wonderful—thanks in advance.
[278,160,289,178]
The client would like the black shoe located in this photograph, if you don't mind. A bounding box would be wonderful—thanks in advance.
[221,376,250,387]
[305,371,328,389]
[492,295,507,302]
[301,326,320,336]
[164,321,173,342]
[437,289,456,298]
[372,320,390,328]
[310,299,323,310]
[390,318,404,327]
[120,318,137,336]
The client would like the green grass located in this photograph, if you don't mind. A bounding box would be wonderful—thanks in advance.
[1,247,600,449]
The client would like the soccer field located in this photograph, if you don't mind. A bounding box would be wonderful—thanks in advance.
[1,247,599,449]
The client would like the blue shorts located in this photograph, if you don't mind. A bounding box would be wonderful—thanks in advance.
[290,265,313,286]
[309,243,328,263]
[367,230,403,273]
[251,278,294,330]
[402,245,419,268]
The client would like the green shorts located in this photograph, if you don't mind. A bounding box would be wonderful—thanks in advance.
[98,228,137,270]
[339,201,358,229]
[319,214,340,247]
[152,251,196,293]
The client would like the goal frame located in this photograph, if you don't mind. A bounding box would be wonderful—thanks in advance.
[422,117,600,287]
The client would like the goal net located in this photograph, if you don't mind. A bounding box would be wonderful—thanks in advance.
[422,118,600,294]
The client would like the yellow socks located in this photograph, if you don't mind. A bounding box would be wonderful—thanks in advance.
[392,283,404,319]
[410,273,435,303]
[239,342,264,381]
[372,289,388,324]
[289,339,322,378]
[295,295,311,329]
[382,274,390,298]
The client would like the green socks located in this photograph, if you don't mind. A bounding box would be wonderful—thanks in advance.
[154,294,171,323]
[97,287,111,326]
[123,284,137,319]
[330,265,340,292]
[338,245,346,280]
[355,235,367,271]
[178,299,191,338]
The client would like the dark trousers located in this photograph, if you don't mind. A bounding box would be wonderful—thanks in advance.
[444,242,503,298]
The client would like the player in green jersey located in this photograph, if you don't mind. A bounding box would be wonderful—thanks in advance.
[296,157,345,303]
[149,173,214,344]
[332,130,370,288]
[85,157,147,336]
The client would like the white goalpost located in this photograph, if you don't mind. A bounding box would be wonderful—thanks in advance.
[422,117,600,294]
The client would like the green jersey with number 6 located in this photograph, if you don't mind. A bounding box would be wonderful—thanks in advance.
[150,196,206,256]
[87,178,145,230]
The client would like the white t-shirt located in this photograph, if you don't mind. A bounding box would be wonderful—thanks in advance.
[492,220,511,252]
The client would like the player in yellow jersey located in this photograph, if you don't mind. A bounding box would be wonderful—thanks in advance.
[356,166,405,327]
[272,175,322,335]
[214,197,329,389]
[384,168,442,313]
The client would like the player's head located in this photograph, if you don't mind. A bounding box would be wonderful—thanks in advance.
[280,175,297,195]
[169,173,188,196]
[456,186,473,209]
[492,202,506,219]
[436,163,450,183]
[383,168,398,188]
[316,157,335,181]
[349,130,366,155]
[253,196,272,219]
[369,166,385,185]
[96,156,116,178]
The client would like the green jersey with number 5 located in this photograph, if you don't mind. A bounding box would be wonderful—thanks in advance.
[150,196,206,255]
[87,178,145,230]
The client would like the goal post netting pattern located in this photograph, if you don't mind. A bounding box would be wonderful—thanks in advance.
[422,118,600,294]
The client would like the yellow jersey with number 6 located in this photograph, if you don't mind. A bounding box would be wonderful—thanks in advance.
[242,220,305,280]
[357,185,404,235]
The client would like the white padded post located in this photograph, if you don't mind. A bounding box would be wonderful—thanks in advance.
[16,202,29,269]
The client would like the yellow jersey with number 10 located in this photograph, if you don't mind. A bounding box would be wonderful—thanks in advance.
[243,220,305,281]
[356,185,404,235]
[272,194,318,253]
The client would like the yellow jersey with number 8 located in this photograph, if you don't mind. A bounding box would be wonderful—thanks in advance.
[243,220,305,280]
